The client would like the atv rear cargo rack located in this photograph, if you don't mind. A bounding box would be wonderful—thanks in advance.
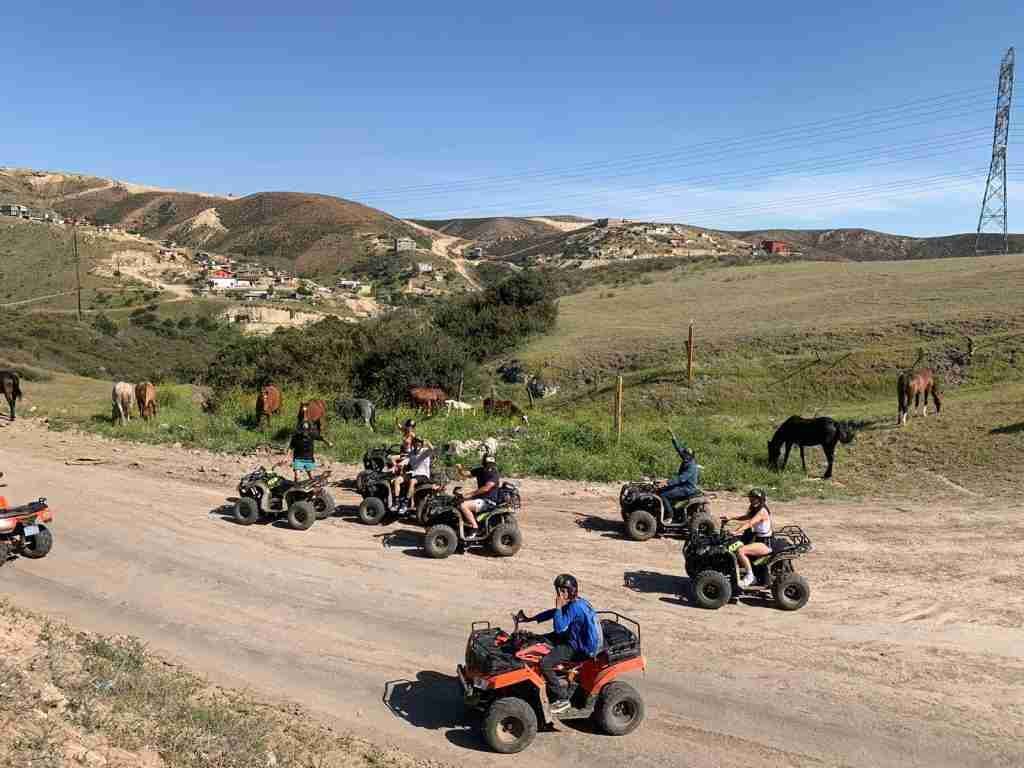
[774,525,812,554]
[596,611,641,662]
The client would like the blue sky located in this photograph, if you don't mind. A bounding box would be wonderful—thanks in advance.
[2,2,1020,235]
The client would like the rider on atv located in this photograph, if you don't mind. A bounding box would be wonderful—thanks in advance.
[655,431,700,510]
[515,574,603,714]
[726,488,774,587]
[456,452,501,538]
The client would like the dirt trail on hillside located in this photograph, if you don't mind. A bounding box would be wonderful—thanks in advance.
[0,420,1020,768]
[95,249,194,299]
[403,220,481,290]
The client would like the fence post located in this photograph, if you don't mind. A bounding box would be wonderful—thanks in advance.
[614,376,624,442]
[458,370,464,402]
[687,321,694,384]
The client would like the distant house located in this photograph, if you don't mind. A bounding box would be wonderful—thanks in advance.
[596,218,628,228]
[210,269,233,279]
[336,279,363,291]
[394,236,416,253]
[0,203,26,217]
[760,239,791,254]
[417,262,433,273]
[208,277,237,291]
[465,245,484,260]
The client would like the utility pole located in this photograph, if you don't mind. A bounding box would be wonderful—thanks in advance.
[976,47,1015,254]
[72,226,83,321]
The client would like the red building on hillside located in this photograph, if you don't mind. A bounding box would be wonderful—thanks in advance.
[760,240,791,254]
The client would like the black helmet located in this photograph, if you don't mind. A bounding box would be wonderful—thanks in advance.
[748,488,767,504]
[402,418,416,429]
[553,573,578,599]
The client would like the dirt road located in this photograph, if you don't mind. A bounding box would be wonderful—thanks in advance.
[0,421,1020,767]
[403,220,481,290]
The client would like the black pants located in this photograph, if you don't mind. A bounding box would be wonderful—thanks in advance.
[540,633,586,700]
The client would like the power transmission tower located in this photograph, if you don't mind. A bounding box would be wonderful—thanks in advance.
[976,47,1015,254]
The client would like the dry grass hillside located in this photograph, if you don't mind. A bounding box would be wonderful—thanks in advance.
[414,216,565,245]
[0,167,110,207]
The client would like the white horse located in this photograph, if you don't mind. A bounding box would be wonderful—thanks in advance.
[111,381,136,426]
[444,399,475,415]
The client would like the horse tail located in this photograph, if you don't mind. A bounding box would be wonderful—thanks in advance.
[930,377,942,413]
[11,375,21,401]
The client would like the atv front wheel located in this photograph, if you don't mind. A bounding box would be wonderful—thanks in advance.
[287,501,316,531]
[357,497,388,525]
[593,681,645,736]
[692,570,731,609]
[423,524,459,558]
[483,696,537,754]
[234,497,260,526]
[313,490,336,520]
[489,523,522,557]
[625,510,657,541]
[772,572,810,611]
[20,525,53,559]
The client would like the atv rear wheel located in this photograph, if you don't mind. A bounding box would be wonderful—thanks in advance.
[234,497,260,526]
[625,509,657,541]
[688,509,716,538]
[20,525,53,559]
[772,572,810,611]
[287,501,316,531]
[593,681,645,736]
[423,524,459,558]
[692,570,731,609]
[357,496,388,525]
[489,523,522,557]
[483,696,537,754]
[313,490,336,520]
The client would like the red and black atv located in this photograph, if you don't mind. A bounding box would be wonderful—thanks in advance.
[457,612,646,753]
[0,496,54,565]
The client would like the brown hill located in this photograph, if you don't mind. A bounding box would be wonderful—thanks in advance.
[730,228,1024,261]
[0,167,110,208]
[414,216,564,245]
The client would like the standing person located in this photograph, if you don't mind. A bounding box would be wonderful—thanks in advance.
[288,420,324,482]
[727,488,774,586]
[456,452,501,538]
[656,430,700,509]
[516,574,603,714]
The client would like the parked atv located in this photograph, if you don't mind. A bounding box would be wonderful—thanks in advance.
[0,496,54,565]
[420,483,522,558]
[683,518,813,610]
[618,480,715,541]
[353,444,447,526]
[457,611,646,754]
[233,466,335,531]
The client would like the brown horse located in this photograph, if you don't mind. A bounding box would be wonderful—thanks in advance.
[0,371,22,421]
[897,368,941,426]
[408,386,447,416]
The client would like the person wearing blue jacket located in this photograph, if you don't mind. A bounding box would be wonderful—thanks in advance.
[516,574,603,714]
[657,430,700,510]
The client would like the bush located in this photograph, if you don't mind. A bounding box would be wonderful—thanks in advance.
[92,312,118,337]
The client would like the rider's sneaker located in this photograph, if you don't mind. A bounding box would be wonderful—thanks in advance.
[739,572,755,587]
[550,699,571,714]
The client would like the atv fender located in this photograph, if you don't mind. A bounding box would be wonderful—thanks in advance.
[249,481,272,514]
[577,655,646,700]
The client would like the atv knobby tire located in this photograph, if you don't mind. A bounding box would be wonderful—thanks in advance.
[626,509,657,541]
[489,523,522,557]
[424,524,459,559]
[692,570,732,609]
[593,681,645,736]
[688,509,716,538]
[287,500,316,531]
[357,496,388,525]
[234,497,260,526]
[483,696,538,754]
[772,572,810,611]
[19,525,53,559]
[313,490,336,520]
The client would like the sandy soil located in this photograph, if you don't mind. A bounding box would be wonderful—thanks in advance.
[527,217,594,232]
[0,418,1020,767]
[93,249,194,299]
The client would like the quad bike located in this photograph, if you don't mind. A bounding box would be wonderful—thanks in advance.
[618,480,716,541]
[233,466,335,531]
[420,483,522,558]
[457,611,646,754]
[353,444,447,526]
[0,496,54,565]
[683,517,813,610]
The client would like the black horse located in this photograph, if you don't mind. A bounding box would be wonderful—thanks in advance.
[335,397,376,430]
[0,371,22,421]
[768,416,854,480]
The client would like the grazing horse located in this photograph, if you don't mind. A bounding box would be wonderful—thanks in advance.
[484,397,529,424]
[256,384,282,428]
[444,399,474,415]
[897,368,941,426]
[0,371,22,421]
[297,398,328,436]
[135,382,157,420]
[768,416,854,480]
[409,386,447,416]
[335,397,376,430]
[111,382,136,426]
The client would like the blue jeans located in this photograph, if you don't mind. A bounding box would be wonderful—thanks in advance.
[658,485,695,509]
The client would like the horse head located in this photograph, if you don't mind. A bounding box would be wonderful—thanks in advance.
[767,438,781,470]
